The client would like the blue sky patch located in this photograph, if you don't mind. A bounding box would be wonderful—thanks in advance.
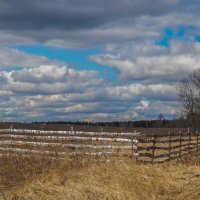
[196,35,200,42]
[13,45,118,81]
[155,25,196,47]
[155,28,174,47]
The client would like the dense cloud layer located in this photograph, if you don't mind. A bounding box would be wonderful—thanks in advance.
[0,0,181,30]
[0,0,199,48]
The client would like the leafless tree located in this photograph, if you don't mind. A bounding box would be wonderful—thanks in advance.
[178,69,200,129]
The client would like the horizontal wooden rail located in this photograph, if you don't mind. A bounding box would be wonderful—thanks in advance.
[0,147,111,156]
[139,138,194,144]
[0,147,138,157]
[138,142,200,151]
[0,129,140,137]
[0,134,137,143]
[143,132,199,138]
[0,140,137,150]
[140,150,185,159]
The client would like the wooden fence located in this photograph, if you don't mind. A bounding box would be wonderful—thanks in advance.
[0,128,199,163]
[137,129,200,163]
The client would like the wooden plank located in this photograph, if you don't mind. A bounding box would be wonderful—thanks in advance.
[0,129,140,137]
[181,145,198,152]
[154,150,180,159]
[143,132,197,138]
[0,147,111,156]
[138,160,166,164]
[139,152,153,158]
[0,140,12,144]
[0,147,138,157]
[138,143,196,151]
[139,138,193,144]
[7,140,137,150]
[0,134,137,143]
[70,152,139,157]
[139,149,180,159]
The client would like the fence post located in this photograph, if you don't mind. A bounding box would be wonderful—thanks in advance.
[196,130,199,153]
[151,135,156,163]
[71,126,74,134]
[188,127,191,153]
[168,131,171,161]
[131,137,138,162]
[131,138,134,159]
[10,125,13,150]
[179,130,182,158]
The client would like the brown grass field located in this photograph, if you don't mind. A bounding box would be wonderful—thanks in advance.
[0,152,200,200]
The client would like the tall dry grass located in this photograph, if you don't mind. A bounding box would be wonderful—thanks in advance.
[0,153,200,200]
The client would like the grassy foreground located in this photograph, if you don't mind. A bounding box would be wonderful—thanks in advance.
[0,154,200,200]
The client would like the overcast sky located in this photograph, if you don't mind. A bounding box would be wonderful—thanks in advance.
[0,0,200,122]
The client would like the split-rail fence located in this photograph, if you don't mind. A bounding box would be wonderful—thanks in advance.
[0,128,199,163]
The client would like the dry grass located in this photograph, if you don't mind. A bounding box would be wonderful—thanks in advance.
[0,153,200,200]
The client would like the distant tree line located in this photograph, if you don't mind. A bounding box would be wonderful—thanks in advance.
[32,118,188,128]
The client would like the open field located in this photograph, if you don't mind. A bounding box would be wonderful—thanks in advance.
[0,153,200,200]
[0,124,199,199]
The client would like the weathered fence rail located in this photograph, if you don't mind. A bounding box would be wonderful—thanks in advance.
[0,128,199,163]
[0,129,139,136]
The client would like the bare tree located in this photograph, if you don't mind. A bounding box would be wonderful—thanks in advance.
[178,69,200,129]
[192,69,200,89]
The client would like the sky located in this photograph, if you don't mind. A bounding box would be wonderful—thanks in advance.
[0,0,200,122]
